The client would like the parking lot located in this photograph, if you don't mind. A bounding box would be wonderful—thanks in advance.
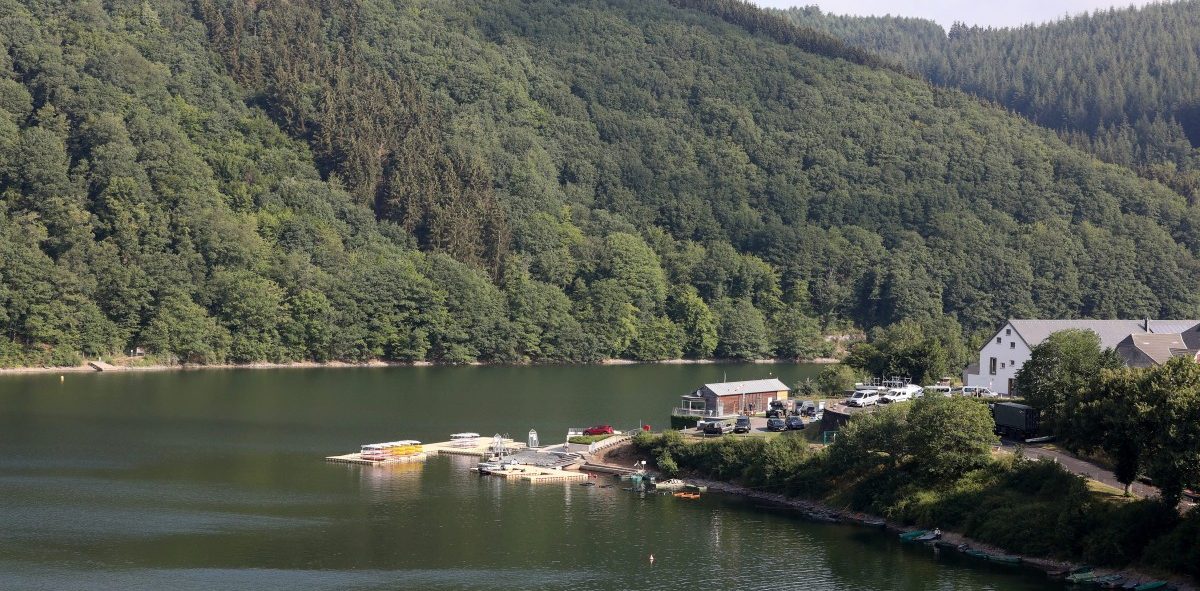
[690,415,812,437]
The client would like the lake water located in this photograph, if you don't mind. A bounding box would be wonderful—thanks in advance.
[0,364,1060,590]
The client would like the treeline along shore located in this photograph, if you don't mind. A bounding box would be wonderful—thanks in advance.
[0,356,842,375]
[628,332,1200,587]
[5,0,1200,372]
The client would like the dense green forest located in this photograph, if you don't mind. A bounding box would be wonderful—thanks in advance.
[781,2,1200,200]
[2,0,1200,367]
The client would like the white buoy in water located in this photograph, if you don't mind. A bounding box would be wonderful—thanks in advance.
[649,554,655,564]
[60,375,64,382]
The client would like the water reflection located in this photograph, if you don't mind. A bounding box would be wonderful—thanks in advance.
[0,365,1060,590]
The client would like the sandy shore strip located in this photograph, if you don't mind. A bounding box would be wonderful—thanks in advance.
[0,359,416,375]
[1,357,839,375]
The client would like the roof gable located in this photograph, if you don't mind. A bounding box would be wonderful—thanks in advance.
[703,378,790,396]
[1008,319,1200,350]
[1117,333,1189,365]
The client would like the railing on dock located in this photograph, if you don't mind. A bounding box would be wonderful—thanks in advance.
[671,407,724,417]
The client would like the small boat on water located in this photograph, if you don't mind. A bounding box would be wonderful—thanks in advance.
[913,529,942,542]
[1132,582,1169,591]
[963,548,991,560]
[653,478,688,491]
[673,492,701,500]
[1088,574,1125,587]
[898,530,929,541]
[1050,566,1094,579]
[1067,570,1100,584]
[987,554,1022,565]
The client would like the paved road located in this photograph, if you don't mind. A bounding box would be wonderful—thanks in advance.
[1001,440,1159,498]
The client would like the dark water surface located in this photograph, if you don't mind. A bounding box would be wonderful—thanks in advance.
[0,364,1059,590]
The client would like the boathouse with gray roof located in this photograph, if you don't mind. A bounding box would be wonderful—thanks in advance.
[687,378,791,416]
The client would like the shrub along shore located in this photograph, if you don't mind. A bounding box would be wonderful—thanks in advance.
[632,396,1200,586]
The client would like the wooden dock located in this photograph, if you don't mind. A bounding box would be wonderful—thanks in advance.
[325,452,428,466]
[423,438,526,458]
[326,436,525,466]
[482,464,590,483]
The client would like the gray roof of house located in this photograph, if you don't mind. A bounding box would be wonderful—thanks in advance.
[1008,319,1200,350]
[703,378,791,397]
[1116,333,1189,365]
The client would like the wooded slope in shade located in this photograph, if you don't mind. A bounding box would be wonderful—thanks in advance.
[2,0,1199,366]
[780,2,1200,200]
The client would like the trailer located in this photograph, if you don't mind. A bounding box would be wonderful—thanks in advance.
[991,402,1039,440]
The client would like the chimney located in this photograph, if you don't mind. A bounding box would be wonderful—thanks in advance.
[1143,318,1150,332]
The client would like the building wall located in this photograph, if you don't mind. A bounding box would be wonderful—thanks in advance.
[704,389,789,414]
[966,322,1031,395]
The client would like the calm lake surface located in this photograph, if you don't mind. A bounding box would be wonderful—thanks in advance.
[0,364,1060,590]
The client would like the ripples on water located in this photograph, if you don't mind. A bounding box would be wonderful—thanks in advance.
[0,367,1060,591]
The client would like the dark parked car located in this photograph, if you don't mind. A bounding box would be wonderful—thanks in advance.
[733,416,752,433]
[703,420,733,435]
[766,417,788,432]
[765,400,787,418]
[583,425,614,436]
[785,416,805,430]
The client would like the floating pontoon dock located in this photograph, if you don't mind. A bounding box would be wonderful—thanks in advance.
[424,437,526,458]
[325,451,429,465]
[326,433,583,483]
[479,464,589,483]
[325,439,429,465]
[326,436,526,465]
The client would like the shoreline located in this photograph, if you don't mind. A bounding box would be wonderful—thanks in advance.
[592,442,1194,590]
[0,357,840,376]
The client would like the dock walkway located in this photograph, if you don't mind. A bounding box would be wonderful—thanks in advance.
[326,436,590,483]
[483,464,589,483]
[325,452,428,466]
[423,438,526,458]
[325,437,526,465]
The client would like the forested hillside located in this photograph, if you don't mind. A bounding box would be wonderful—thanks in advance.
[2,0,1199,368]
[781,2,1200,199]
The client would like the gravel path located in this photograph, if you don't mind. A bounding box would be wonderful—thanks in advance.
[1002,441,1159,497]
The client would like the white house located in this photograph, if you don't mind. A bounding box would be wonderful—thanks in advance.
[964,319,1200,395]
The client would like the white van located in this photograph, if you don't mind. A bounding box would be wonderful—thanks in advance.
[924,385,953,398]
[880,384,923,403]
[846,390,880,407]
[960,386,997,398]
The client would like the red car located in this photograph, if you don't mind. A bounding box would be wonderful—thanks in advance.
[582,425,614,436]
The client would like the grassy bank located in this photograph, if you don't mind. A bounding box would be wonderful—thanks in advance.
[633,401,1200,582]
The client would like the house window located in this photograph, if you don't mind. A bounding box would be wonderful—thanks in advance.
[1010,360,1015,366]
[1005,328,1011,336]
[989,357,997,375]
[1000,362,1006,369]
[1010,342,1015,349]
[995,337,1001,344]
